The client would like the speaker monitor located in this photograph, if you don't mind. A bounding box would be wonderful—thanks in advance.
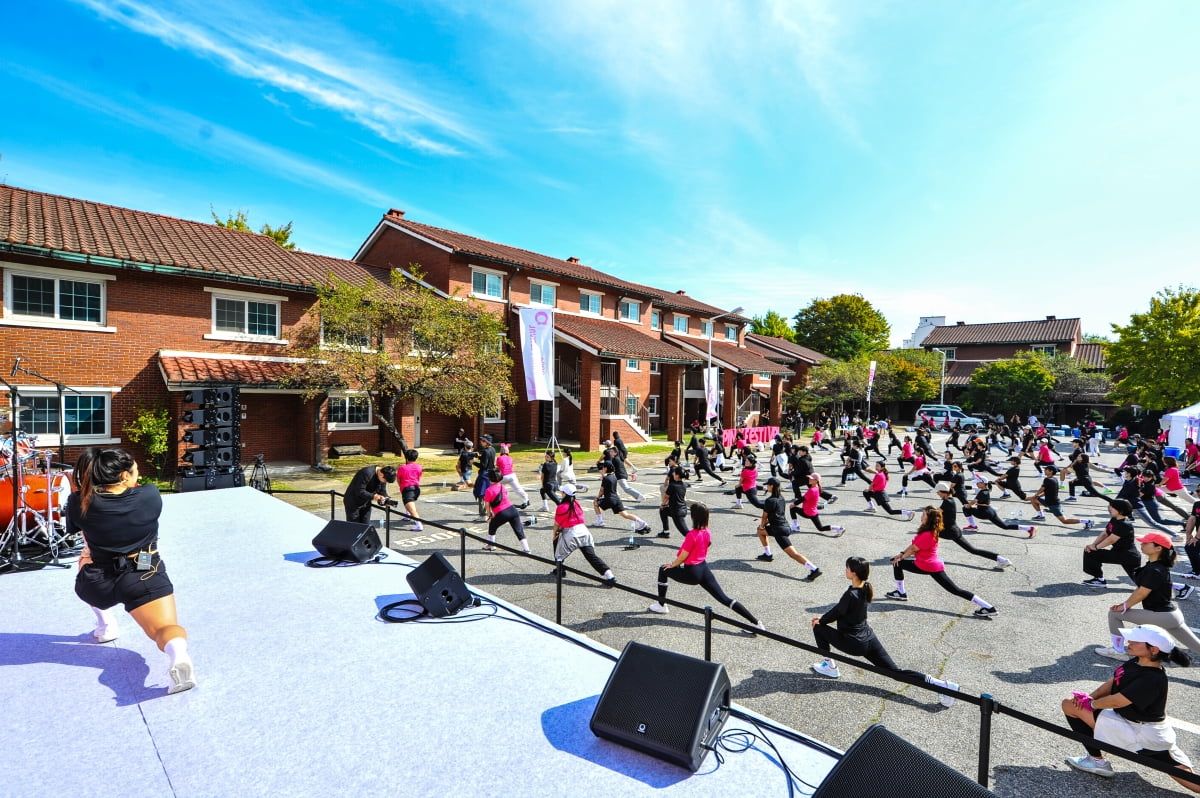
[812,724,995,798]
[406,552,472,618]
[312,520,382,563]
[590,641,730,772]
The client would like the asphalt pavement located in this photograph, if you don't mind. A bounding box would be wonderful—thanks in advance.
[274,435,1200,796]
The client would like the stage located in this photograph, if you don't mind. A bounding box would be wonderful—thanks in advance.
[0,488,837,797]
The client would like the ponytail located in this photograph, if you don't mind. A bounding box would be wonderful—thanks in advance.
[74,447,135,515]
[1160,546,1179,569]
[1157,647,1192,667]
[846,556,873,603]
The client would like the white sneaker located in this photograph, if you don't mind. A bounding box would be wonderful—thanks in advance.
[1094,646,1127,660]
[902,510,915,521]
[647,602,669,614]
[92,626,119,643]
[995,556,1013,570]
[831,525,845,537]
[168,658,197,695]
[811,660,840,678]
[1065,755,1115,778]
[940,681,959,707]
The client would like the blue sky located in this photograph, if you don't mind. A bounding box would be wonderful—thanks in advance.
[2,0,1197,346]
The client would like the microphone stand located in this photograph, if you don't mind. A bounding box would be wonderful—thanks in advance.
[13,359,80,468]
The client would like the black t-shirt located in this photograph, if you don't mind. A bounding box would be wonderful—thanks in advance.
[1136,561,1176,612]
[974,488,992,507]
[1111,659,1169,723]
[457,450,474,473]
[1072,452,1090,477]
[65,484,161,556]
[939,497,959,530]
[763,495,789,530]
[1041,476,1060,504]
[599,473,618,499]
[1004,465,1021,486]
[539,461,559,487]
[664,480,688,514]
[347,466,389,509]
[1107,517,1137,552]
[1191,500,1200,520]
[474,446,496,474]
[819,585,873,640]
[1138,479,1159,503]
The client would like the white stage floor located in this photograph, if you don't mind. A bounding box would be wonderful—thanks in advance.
[0,488,837,797]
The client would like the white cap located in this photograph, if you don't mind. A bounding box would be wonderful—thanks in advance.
[1123,624,1176,652]
[560,484,576,496]
[934,481,952,493]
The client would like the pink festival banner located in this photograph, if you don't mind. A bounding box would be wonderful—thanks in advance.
[722,426,780,448]
[517,307,555,402]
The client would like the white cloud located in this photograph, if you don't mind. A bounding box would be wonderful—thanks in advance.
[71,0,486,156]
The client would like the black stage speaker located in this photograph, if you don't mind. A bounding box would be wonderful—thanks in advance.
[812,724,995,798]
[406,552,472,618]
[312,520,382,563]
[590,641,730,772]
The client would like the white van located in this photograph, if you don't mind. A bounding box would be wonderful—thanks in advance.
[915,405,981,430]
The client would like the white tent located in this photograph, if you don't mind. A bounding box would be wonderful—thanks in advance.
[1162,401,1200,451]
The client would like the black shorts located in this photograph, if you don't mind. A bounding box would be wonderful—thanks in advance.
[402,486,421,504]
[75,553,174,613]
[768,525,793,550]
[598,496,625,514]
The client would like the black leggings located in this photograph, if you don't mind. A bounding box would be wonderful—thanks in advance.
[734,486,765,509]
[790,506,832,531]
[657,563,758,624]
[892,559,974,601]
[558,544,609,576]
[693,461,723,481]
[841,466,872,484]
[812,625,924,683]
[1068,475,1102,498]
[903,472,936,489]
[940,526,998,561]
[540,484,561,503]
[964,505,1020,531]
[659,507,689,535]
[1083,547,1140,580]
[1064,710,1188,764]
[864,489,903,515]
[488,507,526,541]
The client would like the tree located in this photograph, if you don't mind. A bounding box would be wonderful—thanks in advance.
[959,354,1053,415]
[1041,352,1113,407]
[285,270,516,452]
[872,350,940,403]
[749,310,796,342]
[1106,286,1200,411]
[211,208,297,250]
[123,404,170,477]
[787,359,864,414]
[792,294,890,361]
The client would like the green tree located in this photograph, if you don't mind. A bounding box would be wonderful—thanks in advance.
[1106,286,1200,410]
[792,294,889,361]
[1041,352,1113,407]
[959,353,1054,415]
[123,404,171,477]
[788,359,865,414]
[211,208,297,250]
[285,269,516,451]
[749,310,796,342]
[873,350,940,402]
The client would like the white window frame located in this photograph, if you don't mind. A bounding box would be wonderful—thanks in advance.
[483,405,504,423]
[1,262,116,333]
[327,392,374,430]
[1030,344,1057,355]
[701,320,713,338]
[8,386,121,445]
[649,361,661,374]
[204,286,287,344]
[672,314,689,333]
[469,266,506,302]
[528,279,557,308]
[618,298,641,323]
[941,347,957,360]
[580,290,603,316]
[626,358,640,372]
[648,395,660,417]
[650,310,661,330]
[725,324,737,341]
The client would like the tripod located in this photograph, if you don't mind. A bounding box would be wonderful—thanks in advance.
[247,453,272,493]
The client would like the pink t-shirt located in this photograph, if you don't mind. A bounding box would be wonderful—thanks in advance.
[812,430,823,443]
[398,462,422,489]
[483,482,512,513]
[1164,466,1185,492]
[1187,443,1199,463]
[802,485,821,516]
[739,466,757,491]
[870,471,888,492]
[678,527,711,565]
[902,442,913,458]
[913,455,926,471]
[912,530,945,572]
[496,454,515,476]
[1037,444,1053,464]
[555,499,586,528]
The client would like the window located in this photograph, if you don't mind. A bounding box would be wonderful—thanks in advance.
[626,358,640,372]
[701,320,713,338]
[321,318,373,349]
[941,348,957,360]
[3,264,113,330]
[649,361,661,374]
[328,394,373,427]
[580,292,602,314]
[672,315,689,333]
[529,281,556,307]
[206,287,284,341]
[19,392,112,441]
[650,310,661,330]
[483,405,503,423]
[470,268,504,300]
[725,324,737,341]
[648,395,659,417]
[1030,344,1056,355]
[619,300,640,322]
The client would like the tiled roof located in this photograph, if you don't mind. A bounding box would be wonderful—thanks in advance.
[1075,343,1107,369]
[746,334,831,364]
[554,313,698,362]
[663,334,792,375]
[158,351,301,387]
[1,185,391,291]
[945,360,983,386]
[922,317,1081,347]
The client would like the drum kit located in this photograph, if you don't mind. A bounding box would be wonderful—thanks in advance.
[0,406,79,572]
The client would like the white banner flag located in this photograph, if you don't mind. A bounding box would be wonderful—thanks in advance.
[867,359,877,404]
[518,308,555,402]
[703,366,720,421]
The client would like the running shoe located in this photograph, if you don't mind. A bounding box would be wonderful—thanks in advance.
[168,659,197,695]
[92,626,120,644]
[1026,526,1037,538]
[995,556,1013,570]
[827,495,839,505]
[811,660,841,678]
[1082,519,1094,530]
[481,544,497,551]
[964,524,978,530]
[804,568,823,582]
[973,606,998,617]
[1064,756,1115,778]
[656,531,671,539]
[940,682,959,708]
[1081,577,1107,587]
[903,510,915,522]
[1094,646,1127,660]
[831,526,846,537]
[1065,496,1077,502]
[634,524,652,534]
[602,577,618,588]
[885,590,908,601]
[863,506,876,513]
[1176,585,1195,601]
[756,553,774,562]
[647,602,669,614]
[1032,514,1046,521]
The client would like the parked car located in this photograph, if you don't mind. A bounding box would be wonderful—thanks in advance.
[914,405,982,431]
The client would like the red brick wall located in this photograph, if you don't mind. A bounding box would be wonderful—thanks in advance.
[355,225,452,288]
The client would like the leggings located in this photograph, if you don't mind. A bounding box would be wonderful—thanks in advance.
[892,559,974,601]
[940,526,999,561]
[896,456,915,470]
[1082,547,1140,580]
[792,481,832,502]
[1068,475,1102,498]
[812,624,926,683]
[970,460,1005,477]
[659,507,689,535]
[734,485,766,509]
[1109,606,1200,654]
[964,505,1020,531]
[903,472,936,489]
[841,466,872,484]
[1187,540,1200,575]
[1141,499,1184,527]
[539,484,561,504]
[657,563,758,624]
[693,461,723,481]
[790,506,833,532]
[864,489,904,515]
[488,506,526,541]
[995,478,1026,500]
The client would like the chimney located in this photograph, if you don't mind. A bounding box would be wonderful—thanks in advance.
[956,321,965,326]
[566,256,579,263]
[676,290,686,295]
[1046,315,1055,320]
[389,208,405,218]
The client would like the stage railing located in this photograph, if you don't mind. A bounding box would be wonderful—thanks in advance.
[267,486,1200,791]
